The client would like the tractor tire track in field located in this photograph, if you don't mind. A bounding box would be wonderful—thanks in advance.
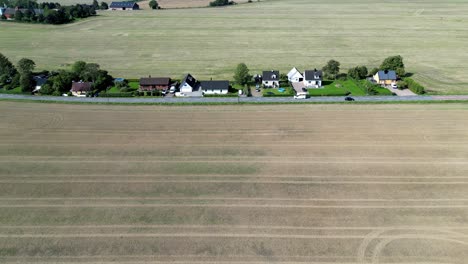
[1,103,468,262]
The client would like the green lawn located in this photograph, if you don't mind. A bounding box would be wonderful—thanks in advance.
[107,81,139,93]
[308,80,393,97]
[0,87,27,94]
[263,87,295,97]
[1,0,468,94]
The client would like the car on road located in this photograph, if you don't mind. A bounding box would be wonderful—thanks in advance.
[294,93,308,99]
[345,96,355,101]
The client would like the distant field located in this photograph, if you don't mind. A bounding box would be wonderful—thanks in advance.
[1,101,468,262]
[1,0,468,94]
[46,0,250,8]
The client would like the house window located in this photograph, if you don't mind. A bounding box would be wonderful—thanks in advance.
[265,81,269,84]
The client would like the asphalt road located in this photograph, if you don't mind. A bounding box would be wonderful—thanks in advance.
[1,94,468,104]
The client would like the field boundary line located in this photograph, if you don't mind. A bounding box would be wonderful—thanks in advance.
[1,180,468,185]
[2,204,468,208]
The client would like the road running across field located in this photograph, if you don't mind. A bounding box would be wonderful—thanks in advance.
[2,94,468,104]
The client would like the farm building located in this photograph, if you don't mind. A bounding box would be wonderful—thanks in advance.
[200,80,229,95]
[303,69,322,88]
[287,67,304,82]
[109,2,139,10]
[139,77,171,92]
[374,70,397,85]
[262,70,280,88]
[70,81,93,97]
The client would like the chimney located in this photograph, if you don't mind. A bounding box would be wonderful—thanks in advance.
[384,70,389,74]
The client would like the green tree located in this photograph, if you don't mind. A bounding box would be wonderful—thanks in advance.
[51,70,74,94]
[1,14,7,20]
[92,0,99,9]
[358,66,368,78]
[0,53,17,86]
[17,58,35,92]
[233,63,251,85]
[19,73,34,92]
[72,60,87,76]
[100,1,108,9]
[14,10,23,21]
[380,55,405,72]
[149,0,159,9]
[17,58,35,75]
[322,60,340,80]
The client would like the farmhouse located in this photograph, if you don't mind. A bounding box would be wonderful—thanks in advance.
[70,81,93,97]
[262,70,280,88]
[374,70,397,85]
[287,67,304,82]
[139,76,171,92]
[109,2,139,10]
[200,80,230,95]
[303,69,322,88]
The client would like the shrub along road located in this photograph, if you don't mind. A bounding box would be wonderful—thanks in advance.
[2,94,468,104]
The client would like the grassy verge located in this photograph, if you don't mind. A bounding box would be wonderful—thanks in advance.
[0,87,29,95]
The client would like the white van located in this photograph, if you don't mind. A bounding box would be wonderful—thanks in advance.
[294,92,308,99]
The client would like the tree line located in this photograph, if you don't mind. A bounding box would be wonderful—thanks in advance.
[0,53,113,95]
[0,0,109,24]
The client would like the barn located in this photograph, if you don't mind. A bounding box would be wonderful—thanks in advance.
[109,2,139,10]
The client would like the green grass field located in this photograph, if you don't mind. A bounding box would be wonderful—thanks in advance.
[1,0,468,94]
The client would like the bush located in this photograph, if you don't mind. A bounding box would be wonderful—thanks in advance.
[404,78,425,94]
[99,92,134,97]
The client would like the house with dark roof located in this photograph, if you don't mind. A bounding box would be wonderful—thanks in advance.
[373,70,397,85]
[303,69,322,88]
[200,80,230,95]
[179,73,200,94]
[262,70,280,88]
[70,81,93,97]
[109,1,139,10]
[32,75,48,93]
[139,76,171,92]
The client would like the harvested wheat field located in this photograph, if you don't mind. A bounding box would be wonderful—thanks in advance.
[1,101,468,263]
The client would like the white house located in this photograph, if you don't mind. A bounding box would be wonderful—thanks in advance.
[287,67,304,82]
[303,69,322,88]
[179,74,200,93]
[262,70,280,88]
[200,80,229,95]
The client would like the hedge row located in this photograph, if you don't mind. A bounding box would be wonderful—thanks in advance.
[99,92,134,97]
[203,94,238,97]
[404,78,425,94]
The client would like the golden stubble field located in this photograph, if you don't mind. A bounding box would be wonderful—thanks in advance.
[1,101,468,263]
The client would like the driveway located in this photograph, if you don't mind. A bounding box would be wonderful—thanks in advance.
[291,82,304,94]
[386,87,416,96]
